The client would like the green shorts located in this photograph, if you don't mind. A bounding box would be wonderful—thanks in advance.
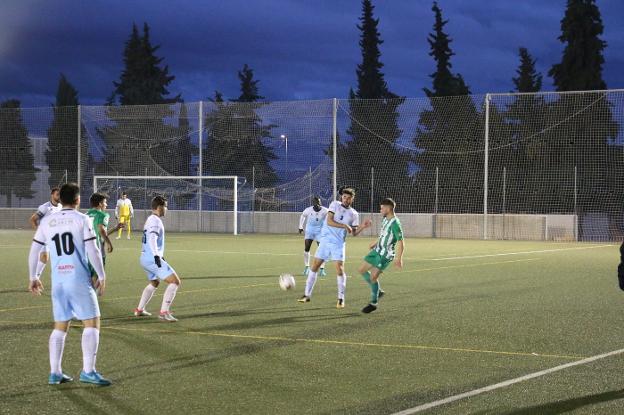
[364,250,392,271]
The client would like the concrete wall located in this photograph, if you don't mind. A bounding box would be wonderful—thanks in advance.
[1,208,577,241]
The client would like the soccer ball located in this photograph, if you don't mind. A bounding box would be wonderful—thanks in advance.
[279,274,296,291]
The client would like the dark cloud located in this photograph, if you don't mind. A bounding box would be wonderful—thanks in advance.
[0,0,623,107]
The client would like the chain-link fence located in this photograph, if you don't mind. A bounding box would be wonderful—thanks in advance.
[1,91,623,240]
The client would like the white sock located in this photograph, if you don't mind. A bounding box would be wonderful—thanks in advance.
[49,329,67,374]
[81,327,99,373]
[304,271,318,297]
[160,283,179,313]
[304,251,310,267]
[320,262,325,270]
[137,284,157,310]
[36,260,47,278]
[337,274,346,300]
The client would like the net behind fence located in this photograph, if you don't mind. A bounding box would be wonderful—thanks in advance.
[1,91,622,240]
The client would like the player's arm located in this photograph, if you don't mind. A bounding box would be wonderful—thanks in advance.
[129,200,134,217]
[326,211,353,234]
[107,222,124,235]
[351,215,371,237]
[29,212,40,230]
[84,220,106,295]
[299,209,308,233]
[115,200,120,219]
[147,227,162,267]
[98,224,113,253]
[27,228,46,295]
[393,223,405,269]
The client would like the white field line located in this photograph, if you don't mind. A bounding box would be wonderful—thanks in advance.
[423,244,614,261]
[392,347,624,415]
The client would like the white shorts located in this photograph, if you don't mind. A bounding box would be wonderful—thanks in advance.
[304,228,322,242]
[315,242,346,262]
[51,278,100,322]
[140,255,176,281]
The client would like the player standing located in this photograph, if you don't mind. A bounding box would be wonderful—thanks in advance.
[28,187,61,280]
[27,183,111,386]
[133,196,181,322]
[299,196,328,277]
[357,198,405,314]
[87,193,123,277]
[115,192,134,240]
[298,188,371,308]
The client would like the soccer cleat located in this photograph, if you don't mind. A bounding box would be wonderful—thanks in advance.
[378,290,385,299]
[319,268,327,277]
[115,236,121,240]
[48,372,73,385]
[303,266,310,276]
[362,303,378,314]
[127,236,131,240]
[133,308,152,317]
[336,298,345,309]
[159,311,178,322]
[297,295,310,303]
[79,371,112,386]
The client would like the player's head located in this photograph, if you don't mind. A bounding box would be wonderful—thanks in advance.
[59,183,80,208]
[121,192,127,199]
[380,198,396,217]
[151,195,167,217]
[90,192,109,210]
[340,187,355,207]
[50,187,60,204]
[312,196,321,208]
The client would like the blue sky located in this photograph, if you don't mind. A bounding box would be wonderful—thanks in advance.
[1,0,622,107]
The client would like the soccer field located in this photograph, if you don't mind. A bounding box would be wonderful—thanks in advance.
[1,230,623,414]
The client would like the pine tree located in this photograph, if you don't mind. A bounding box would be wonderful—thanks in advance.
[0,99,39,207]
[46,74,82,187]
[204,65,277,197]
[545,0,618,219]
[513,48,542,93]
[99,22,184,181]
[338,0,412,211]
[413,1,480,213]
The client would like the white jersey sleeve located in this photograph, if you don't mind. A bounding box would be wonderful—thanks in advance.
[299,207,312,229]
[351,209,360,228]
[128,199,134,216]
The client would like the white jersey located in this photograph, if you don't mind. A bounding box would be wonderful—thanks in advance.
[36,201,61,220]
[299,206,329,231]
[319,201,360,246]
[33,209,97,285]
[142,214,165,257]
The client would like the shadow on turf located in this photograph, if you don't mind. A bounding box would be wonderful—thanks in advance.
[183,274,279,280]
[474,389,624,415]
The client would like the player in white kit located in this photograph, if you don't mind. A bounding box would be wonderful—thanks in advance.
[29,187,61,279]
[299,196,328,276]
[298,187,371,308]
[27,183,111,386]
[133,196,181,322]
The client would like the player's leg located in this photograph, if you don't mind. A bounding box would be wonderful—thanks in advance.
[335,260,347,308]
[48,320,72,384]
[135,279,159,316]
[316,241,326,276]
[79,316,111,386]
[159,272,181,322]
[303,239,313,276]
[299,255,325,302]
[116,216,125,239]
[126,216,131,239]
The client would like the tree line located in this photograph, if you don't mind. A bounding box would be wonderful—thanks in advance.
[0,0,619,224]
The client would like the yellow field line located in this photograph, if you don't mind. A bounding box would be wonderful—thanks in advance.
[0,258,541,313]
[103,325,585,360]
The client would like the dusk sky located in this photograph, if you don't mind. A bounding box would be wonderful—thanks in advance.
[1,0,623,107]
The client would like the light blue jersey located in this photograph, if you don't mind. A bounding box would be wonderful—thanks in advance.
[300,205,328,241]
[319,201,360,247]
[141,214,165,257]
[33,209,101,321]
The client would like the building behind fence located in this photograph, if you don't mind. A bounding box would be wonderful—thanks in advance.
[1,90,622,240]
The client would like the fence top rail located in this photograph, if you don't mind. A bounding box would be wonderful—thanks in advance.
[93,176,239,180]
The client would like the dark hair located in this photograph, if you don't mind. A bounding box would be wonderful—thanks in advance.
[90,192,109,207]
[60,183,80,205]
[121,191,127,196]
[380,198,396,210]
[340,187,355,197]
[51,187,60,194]
[312,196,321,204]
[151,195,167,210]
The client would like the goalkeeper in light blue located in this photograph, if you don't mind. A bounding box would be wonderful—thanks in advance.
[358,198,405,314]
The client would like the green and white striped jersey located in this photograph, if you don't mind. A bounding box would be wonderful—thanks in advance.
[374,216,404,260]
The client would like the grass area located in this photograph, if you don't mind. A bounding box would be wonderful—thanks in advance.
[0,229,622,414]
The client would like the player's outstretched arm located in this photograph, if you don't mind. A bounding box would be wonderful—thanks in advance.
[352,219,372,236]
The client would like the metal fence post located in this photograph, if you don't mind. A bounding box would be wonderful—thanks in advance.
[332,98,338,201]
[198,101,203,232]
[77,105,81,188]
[483,94,490,240]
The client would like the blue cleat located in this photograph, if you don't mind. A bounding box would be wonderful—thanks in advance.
[79,371,112,386]
[303,266,310,276]
[319,268,327,277]
[48,372,73,385]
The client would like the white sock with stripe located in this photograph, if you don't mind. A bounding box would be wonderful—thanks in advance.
[161,283,179,313]
[137,284,157,310]
[337,274,346,300]
[304,251,310,267]
[305,271,318,297]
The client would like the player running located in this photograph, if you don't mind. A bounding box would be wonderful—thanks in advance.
[87,193,123,278]
[133,196,181,322]
[298,187,371,308]
[27,183,111,386]
[358,198,405,314]
[115,191,134,240]
[299,196,328,277]
[28,187,61,280]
